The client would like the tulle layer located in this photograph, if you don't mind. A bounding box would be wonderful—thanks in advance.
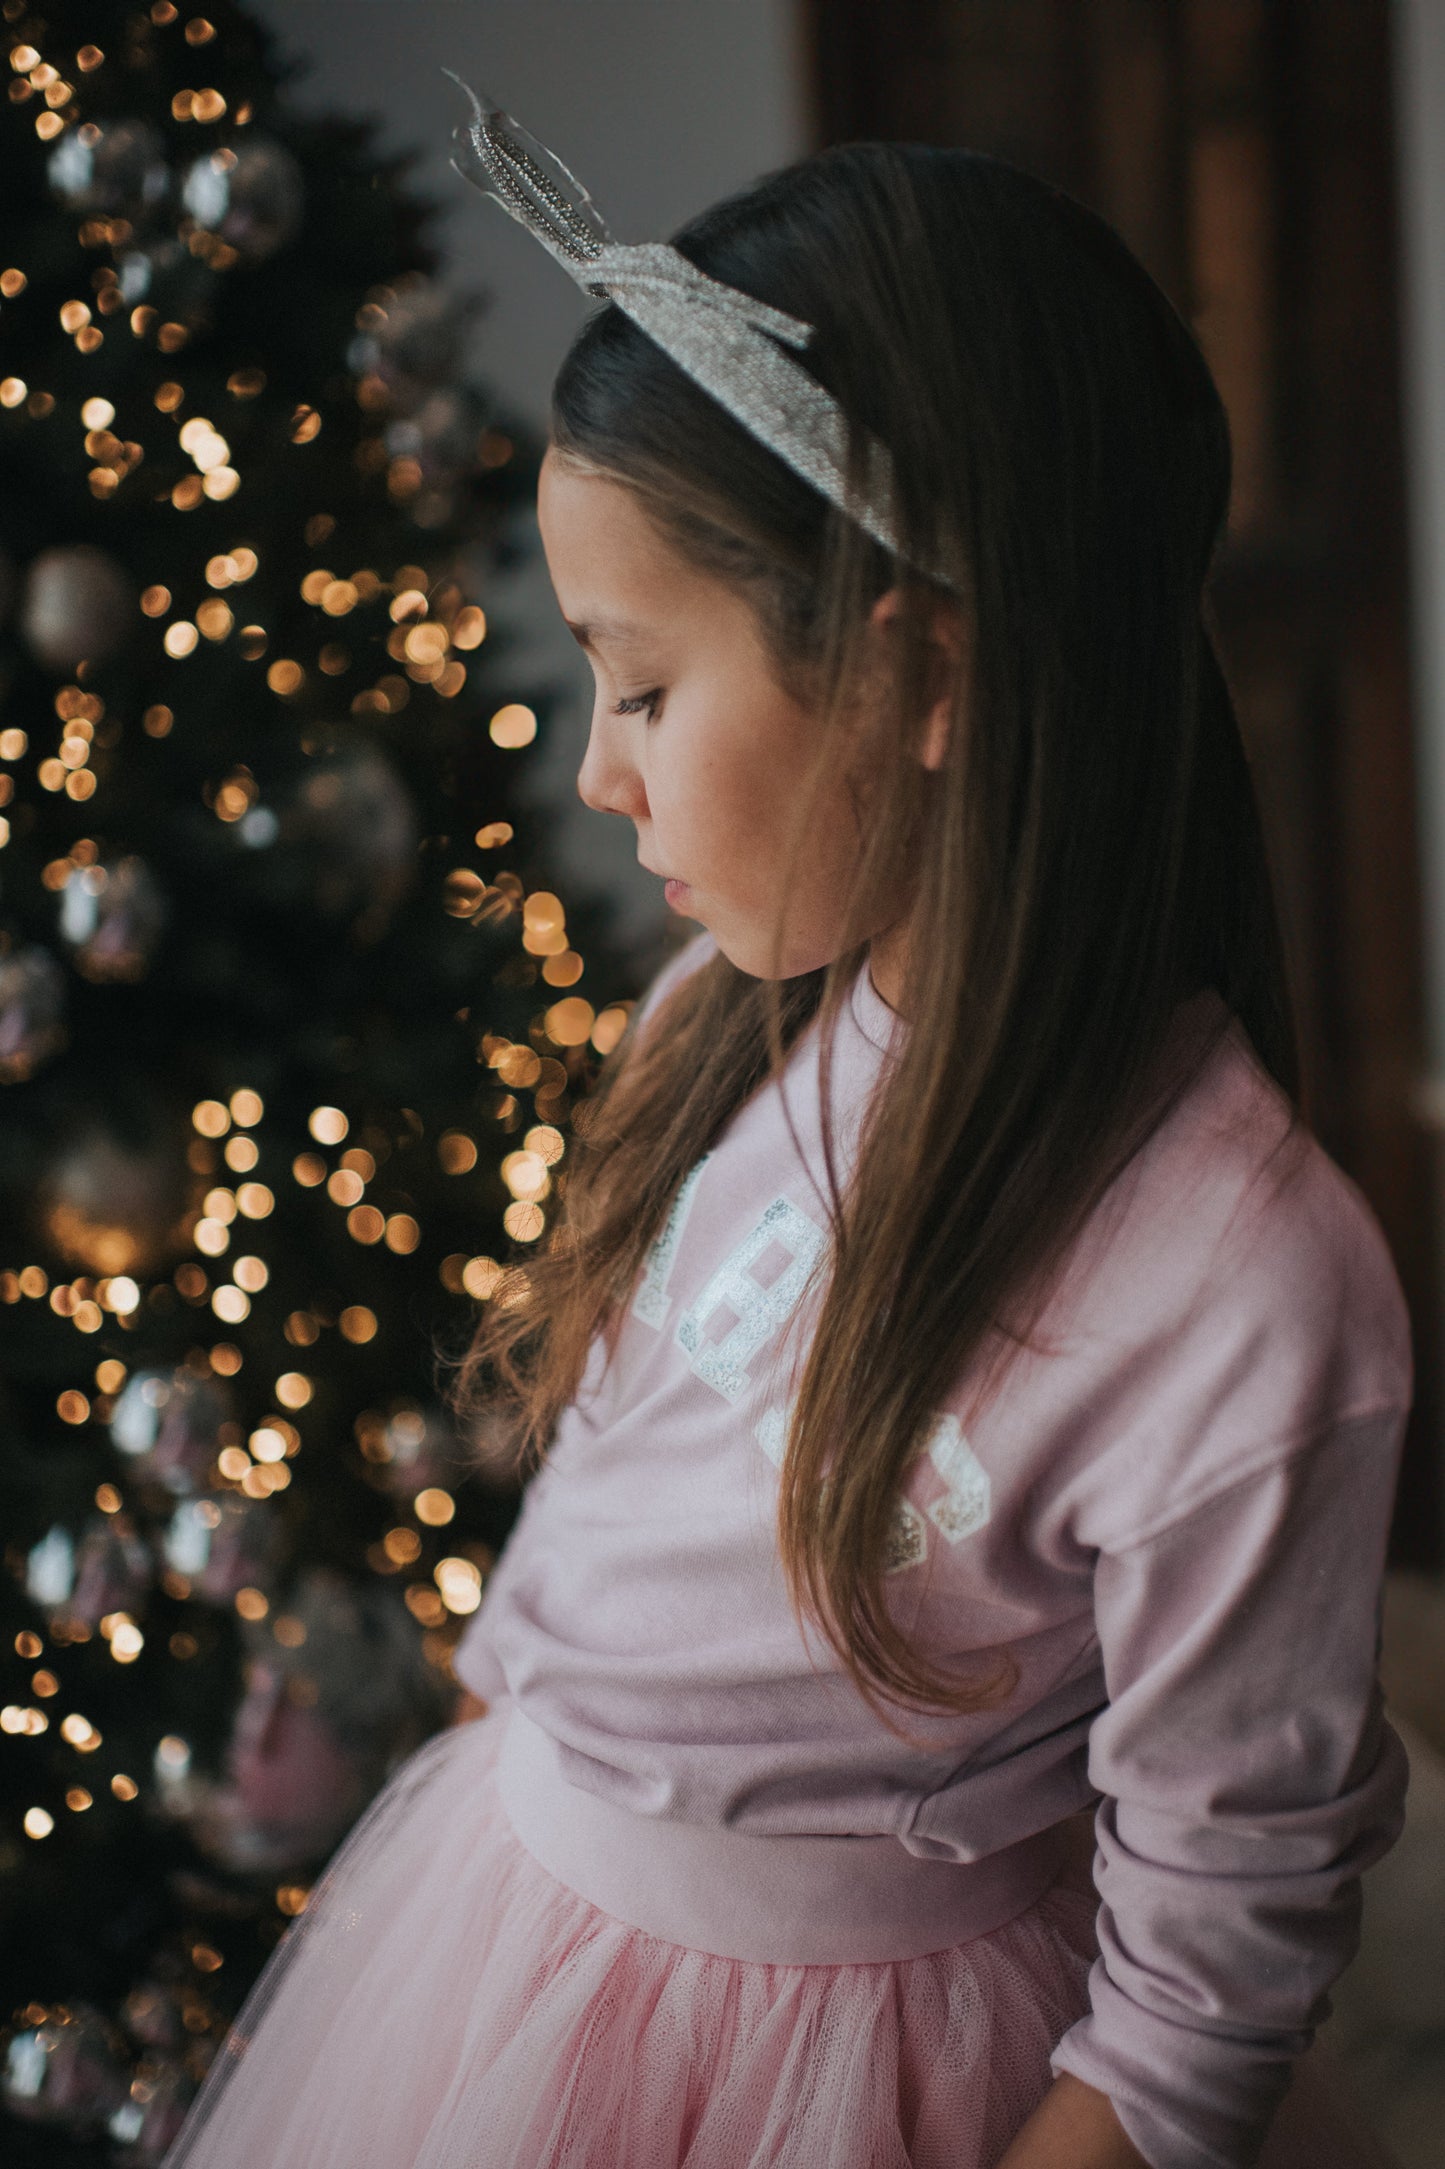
[162,1702,1101,2169]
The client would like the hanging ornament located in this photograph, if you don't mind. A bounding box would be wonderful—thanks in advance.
[47,119,171,222]
[112,1368,234,1496]
[281,741,418,925]
[20,545,134,674]
[0,945,67,1083]
[181,141,304,263]
[114,236,217,319]
[348,276,482,404]
[69,1513,152,1629]
[180,1570,449,1872]
[164,1493,281,1604]
[25,1523,76,1607]
[377,1403,466,1500]
[57,856,169,984]
[37,1103,191,1278]
[385,386,487,483]
[2,2003,130,2131]
[109,2057,196,2165]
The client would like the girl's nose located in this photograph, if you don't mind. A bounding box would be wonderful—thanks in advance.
[576,711,647,821]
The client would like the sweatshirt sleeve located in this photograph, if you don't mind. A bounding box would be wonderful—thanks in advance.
[450,1456,559,1705]
[1049,1402,1410,2169]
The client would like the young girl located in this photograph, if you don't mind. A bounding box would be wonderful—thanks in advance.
[162,110,1413,2169]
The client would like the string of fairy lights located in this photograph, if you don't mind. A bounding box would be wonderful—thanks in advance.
[0,0,646,1907]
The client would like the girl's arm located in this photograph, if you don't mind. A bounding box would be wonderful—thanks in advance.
[996,2074,1148,2169]
[1047,1402,1409,2169]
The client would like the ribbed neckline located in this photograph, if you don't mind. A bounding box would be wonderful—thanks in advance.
[848,955,908,1056]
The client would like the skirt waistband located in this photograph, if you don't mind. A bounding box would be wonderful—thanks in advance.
[493,1702,1068,1966]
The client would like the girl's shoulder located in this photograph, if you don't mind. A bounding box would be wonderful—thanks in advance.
[1026,998,1414,1544]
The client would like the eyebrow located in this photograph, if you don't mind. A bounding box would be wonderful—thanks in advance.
[562,615,646,651]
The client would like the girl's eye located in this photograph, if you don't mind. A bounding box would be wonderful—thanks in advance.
[613,688,662,722]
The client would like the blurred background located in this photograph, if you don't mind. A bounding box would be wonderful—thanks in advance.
[0,2,1442,2164]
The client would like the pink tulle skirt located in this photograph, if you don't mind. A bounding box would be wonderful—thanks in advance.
[161,1702,1103,2168]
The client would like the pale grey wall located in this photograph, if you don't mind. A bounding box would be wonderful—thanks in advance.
[248,0,806,956]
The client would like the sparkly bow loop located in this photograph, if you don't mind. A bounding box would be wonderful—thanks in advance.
[447,74,958,589]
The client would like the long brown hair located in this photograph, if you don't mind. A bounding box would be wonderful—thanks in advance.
[441,142,1301,1730]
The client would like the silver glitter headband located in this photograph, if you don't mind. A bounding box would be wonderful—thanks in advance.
[446,77,959,590]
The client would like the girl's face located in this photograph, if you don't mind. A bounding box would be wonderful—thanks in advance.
[536,448,881,982]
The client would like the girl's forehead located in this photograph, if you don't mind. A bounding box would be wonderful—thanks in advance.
[539,458,721,627]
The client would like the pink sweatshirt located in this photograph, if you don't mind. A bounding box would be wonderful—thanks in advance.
[454,931,1413,2169]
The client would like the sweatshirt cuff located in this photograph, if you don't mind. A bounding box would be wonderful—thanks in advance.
[1050,1961,1304,2169]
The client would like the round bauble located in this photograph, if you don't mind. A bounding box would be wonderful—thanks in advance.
[0,945,66,1082]
[181,140,303,263]
[21,544,134,673]
[47,118,170,221]
[58,854,168,983]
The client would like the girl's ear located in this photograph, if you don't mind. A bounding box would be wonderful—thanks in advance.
[865,586,967,771]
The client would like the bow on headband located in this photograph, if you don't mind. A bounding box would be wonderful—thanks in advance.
[447,75,958,589]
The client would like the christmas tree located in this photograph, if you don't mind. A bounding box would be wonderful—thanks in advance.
[0,4,632,2159]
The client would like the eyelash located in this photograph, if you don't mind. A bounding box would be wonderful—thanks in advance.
[613,689,662,723]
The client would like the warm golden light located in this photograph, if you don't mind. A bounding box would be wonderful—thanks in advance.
[211,1285,250,1323]
[141,585,171,616]
[461,1256,502,1300]
[230,1087,263,1126]
[235,1587,269,1622]
[415,1488,455,1527]
[437,1132,478,1175]
[339,1305,378,1343]
[489,703,538,749]
[544,996,595,1047]
[164,621,199,658]
[500,1150,549,1203]
[24,1808,54,1840]
[308,1105,348,1145]
[235,1183,274,1218]
[275,1372,312,1409]
[435,1557,482,1615]
[266,659,303,696]
[0,377,27,408]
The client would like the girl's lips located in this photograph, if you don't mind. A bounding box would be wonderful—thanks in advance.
[663,879,690,909]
